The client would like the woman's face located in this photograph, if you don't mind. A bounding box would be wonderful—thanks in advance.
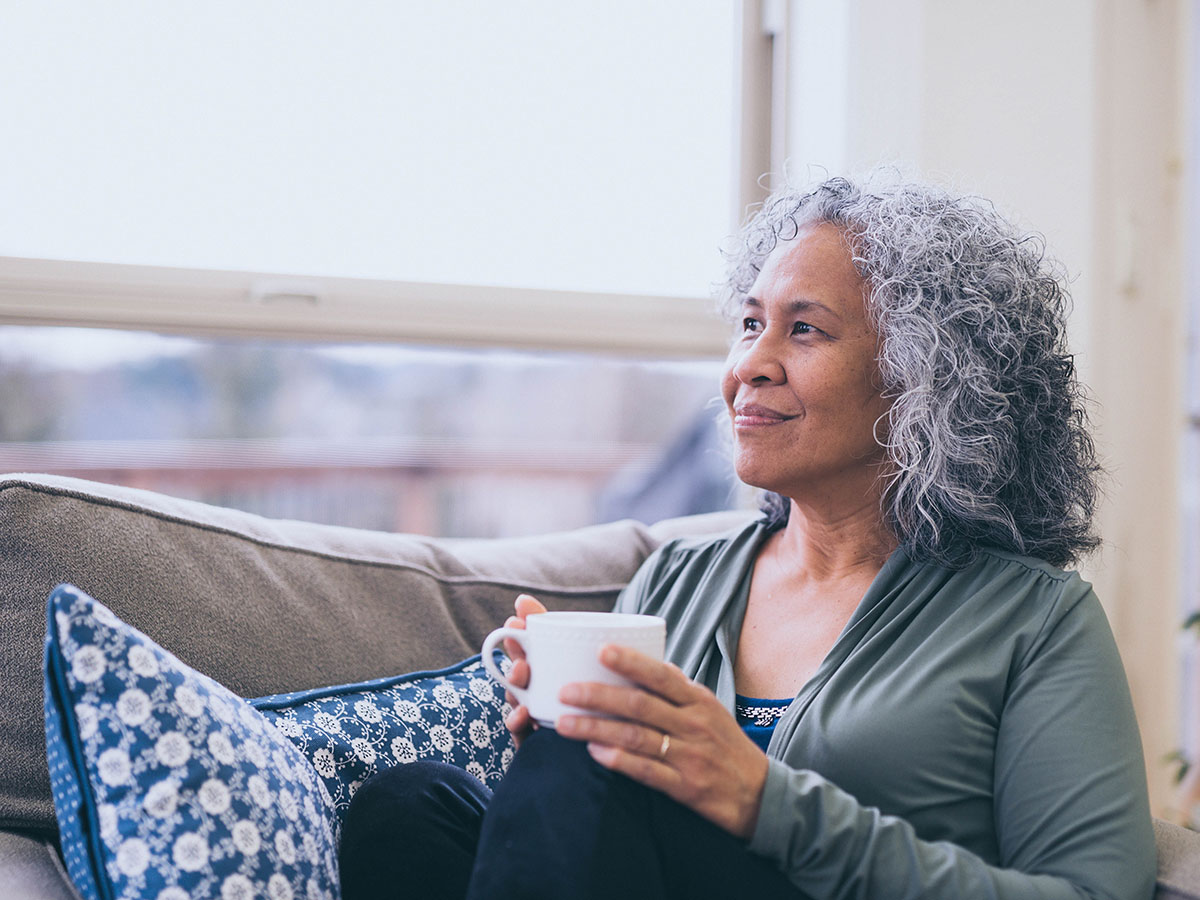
[720,223,891,505]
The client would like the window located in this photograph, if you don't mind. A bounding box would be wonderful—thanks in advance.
[0,3,767,535]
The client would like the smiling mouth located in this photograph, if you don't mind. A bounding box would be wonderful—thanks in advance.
[732,404,797,427]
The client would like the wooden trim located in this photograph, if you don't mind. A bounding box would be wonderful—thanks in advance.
[732,0,776,227]
[0,257,731,359]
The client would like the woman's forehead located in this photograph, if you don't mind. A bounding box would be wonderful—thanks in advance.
[749,224,869,322]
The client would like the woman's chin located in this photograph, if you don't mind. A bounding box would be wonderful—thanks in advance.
[733,463,789,497]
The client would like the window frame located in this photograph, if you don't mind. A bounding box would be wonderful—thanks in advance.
[0,256,731,358]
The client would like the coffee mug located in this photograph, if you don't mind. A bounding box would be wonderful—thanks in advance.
[481,611,667,727]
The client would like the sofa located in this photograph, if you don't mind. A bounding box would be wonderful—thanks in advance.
[2,473,1198,899]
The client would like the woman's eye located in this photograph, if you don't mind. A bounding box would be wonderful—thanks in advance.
[792,321,815,335]
[742,317,761,333]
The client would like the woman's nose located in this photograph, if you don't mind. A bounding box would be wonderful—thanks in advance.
[731,332,786,385]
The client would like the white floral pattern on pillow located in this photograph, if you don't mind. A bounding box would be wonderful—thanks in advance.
[252,655,516,831]
[43,584,341,900]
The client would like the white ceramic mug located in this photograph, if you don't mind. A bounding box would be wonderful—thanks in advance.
[481,611,667,727]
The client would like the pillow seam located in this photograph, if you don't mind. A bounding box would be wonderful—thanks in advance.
[248,653,491,709]
[44,589,113,900]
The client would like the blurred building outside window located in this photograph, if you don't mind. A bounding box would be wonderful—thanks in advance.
[0,326,736,537]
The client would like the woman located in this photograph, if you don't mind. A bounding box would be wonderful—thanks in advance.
[340,172,1156,899]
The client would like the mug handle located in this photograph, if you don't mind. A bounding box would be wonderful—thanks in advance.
[481,627,527,703]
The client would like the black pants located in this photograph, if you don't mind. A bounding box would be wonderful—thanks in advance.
[338,729,803,900]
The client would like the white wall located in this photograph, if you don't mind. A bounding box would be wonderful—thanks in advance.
[788,0,1097,353]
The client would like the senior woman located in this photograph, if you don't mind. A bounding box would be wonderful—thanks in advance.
[339,172,1156,899]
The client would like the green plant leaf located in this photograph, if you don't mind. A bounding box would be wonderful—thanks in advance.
[1165,749,1191,784]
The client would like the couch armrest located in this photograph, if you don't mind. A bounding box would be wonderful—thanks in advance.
[0,831,79,900]
[1155,818,1200,900]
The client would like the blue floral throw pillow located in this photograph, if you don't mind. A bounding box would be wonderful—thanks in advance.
[251,655,516,830]
[43,584,341,900]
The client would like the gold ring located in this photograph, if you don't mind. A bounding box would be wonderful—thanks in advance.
[658,733,671,759]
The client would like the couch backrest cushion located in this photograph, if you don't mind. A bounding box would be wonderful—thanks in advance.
[1,473,750,835]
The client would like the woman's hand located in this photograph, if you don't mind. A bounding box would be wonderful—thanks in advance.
[501,593,547,748]
[554,646,769,841]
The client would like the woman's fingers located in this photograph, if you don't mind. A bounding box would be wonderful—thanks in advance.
[514,593,547,618]
[507,658,530,691]
[553,648,698,733]
[596,645,697,705]
[557,680,684,736]
[496,593,544,752]
[503,594,546,661]
[505,703,530,732]
[566,698,768,840]
[585,742,682,794]
[502,620,527,662]
[504,703,534,748]
[553,643,770,840]
[556,712,669,758]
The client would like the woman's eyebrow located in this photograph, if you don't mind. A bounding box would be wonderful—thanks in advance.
[743,296,842,322]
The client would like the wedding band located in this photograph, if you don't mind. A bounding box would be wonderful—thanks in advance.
[658,733,671,759]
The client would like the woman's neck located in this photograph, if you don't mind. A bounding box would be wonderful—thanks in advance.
[770,496,897,585]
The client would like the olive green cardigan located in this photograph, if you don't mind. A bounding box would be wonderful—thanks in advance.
[614,519,1156,899]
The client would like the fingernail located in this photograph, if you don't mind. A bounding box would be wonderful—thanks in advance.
[600,646,619,665]
[560,685,580,703]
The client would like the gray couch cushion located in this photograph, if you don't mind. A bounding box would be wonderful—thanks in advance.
[1155,819,1200,900]
[0,473,750,835]
[0,831,80,900]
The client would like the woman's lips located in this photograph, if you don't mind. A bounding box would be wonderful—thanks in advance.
[732,404,797,427]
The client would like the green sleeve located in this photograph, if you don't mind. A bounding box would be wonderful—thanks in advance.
[748,591,1156,899]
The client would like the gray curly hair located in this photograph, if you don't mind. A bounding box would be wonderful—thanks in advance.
[720,171,1100,569]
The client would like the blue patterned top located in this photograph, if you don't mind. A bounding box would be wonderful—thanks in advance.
[734,694,792,753]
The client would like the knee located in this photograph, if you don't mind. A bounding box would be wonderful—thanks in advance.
[468,731,658,897]
[505,729,591,786]
[513,728,594,769]
[341,762,490,900]
[495,728,631,810]
[342,762,486,855]
[345,762,436,827]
